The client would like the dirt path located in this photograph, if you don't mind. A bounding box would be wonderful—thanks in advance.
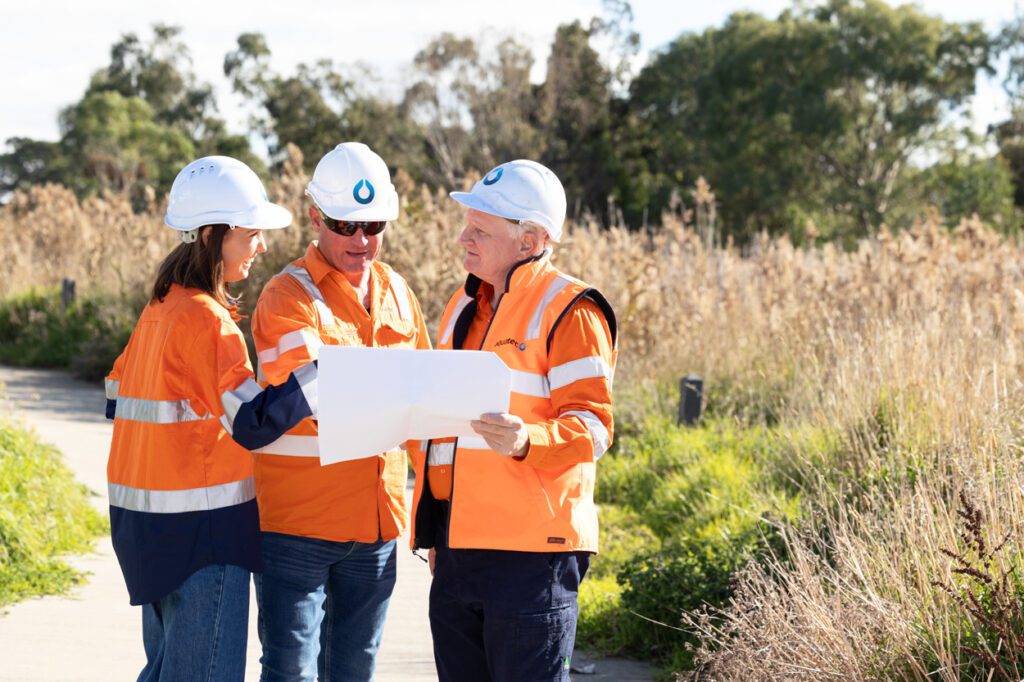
[0,365,654,681]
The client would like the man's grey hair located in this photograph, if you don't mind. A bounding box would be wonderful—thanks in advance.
[506,218,549,246]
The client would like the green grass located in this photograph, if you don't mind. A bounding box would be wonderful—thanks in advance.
[0,419,108,608]
[579,414,810,672]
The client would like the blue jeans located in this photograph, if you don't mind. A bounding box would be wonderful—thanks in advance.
[138,563,251,682]
[254,532,397,682]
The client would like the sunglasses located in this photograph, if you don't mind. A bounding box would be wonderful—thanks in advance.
[317,209,387,237]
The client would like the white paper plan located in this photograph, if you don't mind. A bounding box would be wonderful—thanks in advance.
[316,346,512,465]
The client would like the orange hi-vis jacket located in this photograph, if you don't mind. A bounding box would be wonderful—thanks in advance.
[106,284,318,605]
[252,242,430,542]
[411,252,617,553]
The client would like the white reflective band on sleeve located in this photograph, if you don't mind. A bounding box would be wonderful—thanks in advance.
[419,440,428,453]
[257,365,267,383]
[252,435,319,458]
[105,379,120,400]
[390,275,413,321]
[440,295,473,346]
[219,378,264,434]
[548,356,613,392]
[108,476,255,514]
[293,362,319,419]
[510,370,551,398]
[525,276,574,341]
[257,329,323,365]
[427,441,455,466]
[457,435,491,450]
[284,265,335,329]
[561,409,610,461]
[115,397,213,424]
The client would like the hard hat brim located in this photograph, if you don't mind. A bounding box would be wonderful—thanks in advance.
[240,201,293,230]
[449,191,510,220]
[165,200,293,231]
[449,191,561,242]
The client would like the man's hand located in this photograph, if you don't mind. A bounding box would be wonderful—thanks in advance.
[470,412,529,458]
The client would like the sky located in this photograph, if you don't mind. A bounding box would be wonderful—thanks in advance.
[1,0,1018,148]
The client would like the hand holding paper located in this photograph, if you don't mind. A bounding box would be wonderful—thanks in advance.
[470,413,529,457]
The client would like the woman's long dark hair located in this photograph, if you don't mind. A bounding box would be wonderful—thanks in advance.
[152,224,233,306]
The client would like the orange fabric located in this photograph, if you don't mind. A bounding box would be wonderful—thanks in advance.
[252,242,430,542]
[427,295,612,501]
[411,255,616,552]
[107,285,255,491]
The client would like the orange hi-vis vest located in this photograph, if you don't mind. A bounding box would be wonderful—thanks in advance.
[411,253,617,553]
[252,243,430,542]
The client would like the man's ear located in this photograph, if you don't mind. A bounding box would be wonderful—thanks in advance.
[521,230,539,256]
[200,226,211,246]
[308,206,323,234]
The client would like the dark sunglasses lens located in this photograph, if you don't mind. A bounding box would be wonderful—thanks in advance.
[322,213,387,236]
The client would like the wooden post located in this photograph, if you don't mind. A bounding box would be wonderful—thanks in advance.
[678,374,703,426]
[61,278,76,310]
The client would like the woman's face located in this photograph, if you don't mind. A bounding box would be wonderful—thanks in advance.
[221,227,267,283]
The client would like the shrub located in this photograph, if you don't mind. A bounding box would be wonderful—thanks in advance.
[0,287,141,381]
[0,419,107,607]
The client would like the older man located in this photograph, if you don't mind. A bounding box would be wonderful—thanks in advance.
[410,160,618,682]
[251,142,430,681]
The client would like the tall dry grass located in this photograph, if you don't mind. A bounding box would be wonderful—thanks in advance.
[4,149,1024,677]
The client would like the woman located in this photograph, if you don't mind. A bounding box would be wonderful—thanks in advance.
[104,156,318,682]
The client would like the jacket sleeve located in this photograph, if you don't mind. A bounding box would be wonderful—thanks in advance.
[252,282,323,386]
[520,297,615,470]
[197,312,318,451]
[104,349,127,420]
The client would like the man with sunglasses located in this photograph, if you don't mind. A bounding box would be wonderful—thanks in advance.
[250,142,430,682]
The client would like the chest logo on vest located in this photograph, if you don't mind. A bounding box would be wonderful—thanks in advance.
[495,337,527,351]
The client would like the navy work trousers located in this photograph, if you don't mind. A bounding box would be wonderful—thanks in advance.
[428,513,590,682]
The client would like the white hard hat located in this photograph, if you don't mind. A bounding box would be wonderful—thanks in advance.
[165,156,292,242]
[449,159,567,242]
[306,142,399,221]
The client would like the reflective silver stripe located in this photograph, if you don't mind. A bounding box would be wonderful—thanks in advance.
[108,477,255,514]
[427,441,455,466]
[389,274,413,321]
[562,410,609,461]
[293,361,319,419]
[548,356,613,392]
[510,369,550,398]
[283,264,334,329]
[105,379,120,400]
[440,295,473,346]
[525,276,575,341]
[457,435,491,450]
[256,364,267,384]
[253,434,319,458]
[115,397,212,424]
[219,378,263,434]
[257,329,323,365]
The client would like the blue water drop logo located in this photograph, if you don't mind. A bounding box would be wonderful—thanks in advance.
[518,343,527,351]
[353,179,375,204]
[483,167,503,185]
